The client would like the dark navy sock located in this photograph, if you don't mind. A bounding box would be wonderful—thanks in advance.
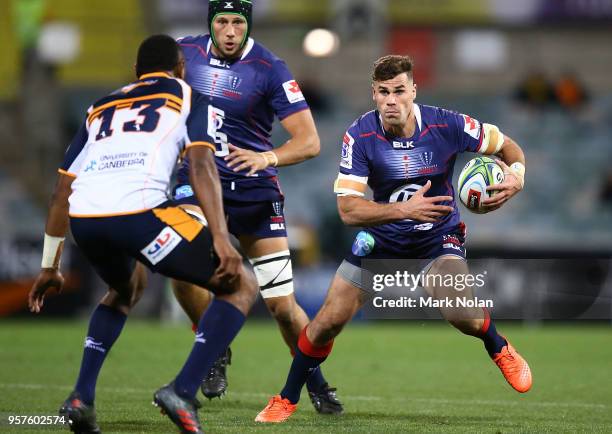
[174,299,245,400]
[305,366,327,392]
[75,304,127,405]
[280,348,326,404]
[481,318,507,357]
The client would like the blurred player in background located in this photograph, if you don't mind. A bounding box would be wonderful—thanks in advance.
[255,55,532,423]
[172,0,343,413]
[28,35,258,434]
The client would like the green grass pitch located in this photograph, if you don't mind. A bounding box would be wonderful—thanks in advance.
[1,320,611,433]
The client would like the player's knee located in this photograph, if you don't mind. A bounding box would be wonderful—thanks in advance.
[239,266,259,300]
[214,266,258,314]
[171,279,200,300]
[448,318,483,336]
[101,286,134,313]
[266,295,297,326]
[250,250,294,299]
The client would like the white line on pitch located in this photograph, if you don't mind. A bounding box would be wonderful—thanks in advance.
[0,383,607,409]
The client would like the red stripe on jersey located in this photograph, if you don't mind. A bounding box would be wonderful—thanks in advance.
[239,58,272,68]
[179,43,208,60]
[359,131,387,141]
[419,123,448,138]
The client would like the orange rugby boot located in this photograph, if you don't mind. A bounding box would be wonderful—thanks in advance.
[254,395,297,423]
[492,339,532,393]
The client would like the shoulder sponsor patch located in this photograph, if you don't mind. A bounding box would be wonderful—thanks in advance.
[462,114,481,140]
[340,132,355,169]
[141,226,182,265]
[282,80,305,104]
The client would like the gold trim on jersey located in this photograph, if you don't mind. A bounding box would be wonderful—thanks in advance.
[87,93,184,125]
[69,208,152,218]
[138,72,172,80]
[58,168,77,178]
[152,207,204,242]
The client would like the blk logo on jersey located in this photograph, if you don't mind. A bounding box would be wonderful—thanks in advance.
[210,58,230,68]
[282,80,305,103]
[393,141,414,149]
[141,227,181,265]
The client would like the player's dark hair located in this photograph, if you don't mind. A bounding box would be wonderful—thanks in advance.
[372,55,414,82]
[136,34,181,77]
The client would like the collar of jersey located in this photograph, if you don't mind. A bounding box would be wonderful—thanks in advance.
[206,36,255,61]
[138,72,171,80]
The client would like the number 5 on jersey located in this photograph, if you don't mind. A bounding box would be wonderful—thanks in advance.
[208,105,229,157]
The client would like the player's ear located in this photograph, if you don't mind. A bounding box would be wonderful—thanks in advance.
[412,81,417,99]
[371,83,376,101]
[175,51,186,80]
[174,60,185,80]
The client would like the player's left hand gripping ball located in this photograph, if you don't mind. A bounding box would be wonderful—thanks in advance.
[482,160,524,212]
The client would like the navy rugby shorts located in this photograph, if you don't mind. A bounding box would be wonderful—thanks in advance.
[345,223,467,267]
[70,201,218,288]
[338,223,468,293]
[173,184,287,239]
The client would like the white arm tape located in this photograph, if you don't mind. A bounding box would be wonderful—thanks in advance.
[41,233,65,269]
[334,173,368,197]
[480,123,505,154]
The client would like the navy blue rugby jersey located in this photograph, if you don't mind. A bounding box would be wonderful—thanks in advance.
[334,104,489,252]
[176,35,309,201]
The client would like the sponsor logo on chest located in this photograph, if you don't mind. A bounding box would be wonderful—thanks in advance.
[392,140,414,149]
[210,58,230,68]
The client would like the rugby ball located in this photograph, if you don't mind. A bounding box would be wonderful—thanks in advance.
[457,156,504,214]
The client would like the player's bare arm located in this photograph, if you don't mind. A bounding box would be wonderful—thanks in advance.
[225,109,320,175]
[188,146,242,282]
[337,181,453,226]
[482,134,526,211]
[28,173,74,313]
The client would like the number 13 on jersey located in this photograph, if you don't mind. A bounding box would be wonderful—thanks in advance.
[208,105,229,157]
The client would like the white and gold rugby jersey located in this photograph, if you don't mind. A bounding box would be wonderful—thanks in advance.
[60,73,215,217]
